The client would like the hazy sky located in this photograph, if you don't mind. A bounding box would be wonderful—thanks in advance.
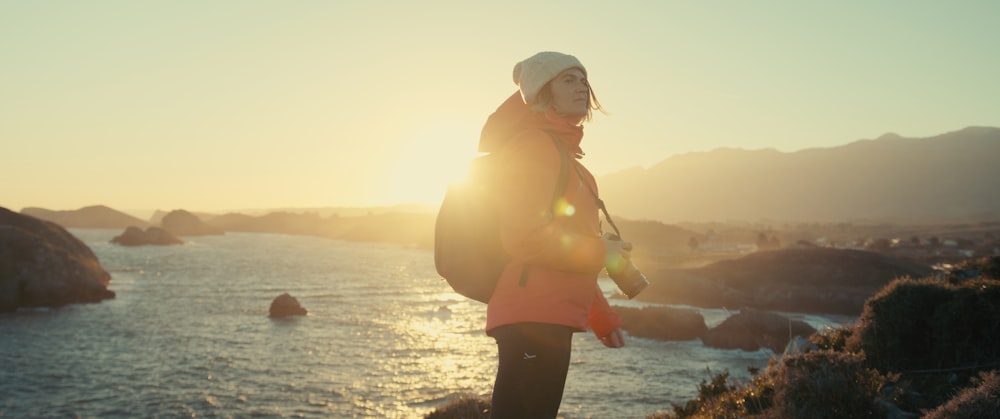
[3,1,998,214]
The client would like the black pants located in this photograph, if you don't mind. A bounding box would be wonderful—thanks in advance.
[489,322,573,419]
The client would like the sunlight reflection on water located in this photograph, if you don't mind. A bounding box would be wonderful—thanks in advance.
[0,229,822,418]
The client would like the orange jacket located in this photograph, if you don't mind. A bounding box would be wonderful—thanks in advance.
[481,92,623,338]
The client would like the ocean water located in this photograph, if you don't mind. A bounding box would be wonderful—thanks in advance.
[0,229,852,418]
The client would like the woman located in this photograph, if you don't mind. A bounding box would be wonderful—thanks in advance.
[480,51,632,418]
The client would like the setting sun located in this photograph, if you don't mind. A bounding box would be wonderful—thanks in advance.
[383,120,481,205]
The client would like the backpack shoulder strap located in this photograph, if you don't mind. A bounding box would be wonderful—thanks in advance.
[539,129,624,239]
[542,130,571,217]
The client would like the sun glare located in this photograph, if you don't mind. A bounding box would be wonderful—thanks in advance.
[385,121,480,205]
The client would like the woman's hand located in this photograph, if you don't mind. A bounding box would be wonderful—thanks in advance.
[599,328,625,348]
[603,234,633,273]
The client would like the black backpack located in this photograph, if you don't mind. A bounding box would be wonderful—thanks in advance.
[434,132,570,303]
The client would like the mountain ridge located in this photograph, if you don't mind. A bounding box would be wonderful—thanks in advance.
[597,126,1000,223]
[20,205,150,229]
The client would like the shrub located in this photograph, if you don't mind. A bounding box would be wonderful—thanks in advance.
[768,350,888,419]
[923,371,1000,419]
[810,325,852,352]
[732,365,775,417]
[650,367,774,419]
[653,351,900,419]
[659,371,739,418]
[928,279,1000,367]
[654,274,1000,418]
[846,276,1000,408]
[848,278,960,371]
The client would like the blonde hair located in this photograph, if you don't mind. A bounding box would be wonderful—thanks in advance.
[530,79,606,123]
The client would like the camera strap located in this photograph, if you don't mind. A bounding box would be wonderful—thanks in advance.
[571,162,623,239]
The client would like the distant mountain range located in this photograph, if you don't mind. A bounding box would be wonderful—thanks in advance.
[13,127,999,227]
[597,126,1000,223]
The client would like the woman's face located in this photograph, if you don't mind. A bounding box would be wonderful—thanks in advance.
[548,68,589,122]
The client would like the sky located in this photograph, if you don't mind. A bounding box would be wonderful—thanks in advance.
[3,1,998,215]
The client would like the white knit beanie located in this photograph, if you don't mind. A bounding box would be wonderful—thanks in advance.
[512,51,587,105]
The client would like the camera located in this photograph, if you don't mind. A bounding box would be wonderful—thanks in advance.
[605,235,649,299]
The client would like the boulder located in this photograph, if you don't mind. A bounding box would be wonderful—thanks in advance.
[0,207,115,312]
[269,293,307,318]
[161,209,223,236]
[700,308,817,353]
[425,395,491,419]
[616,305,707,341]
[110,226,183,246]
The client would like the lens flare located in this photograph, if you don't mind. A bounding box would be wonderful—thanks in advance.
[605,255,628,275]
[553,198,575,217]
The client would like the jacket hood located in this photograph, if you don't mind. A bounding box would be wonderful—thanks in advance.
[478,91,585,156]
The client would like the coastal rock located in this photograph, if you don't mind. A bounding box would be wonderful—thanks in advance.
[700,308,817,353]
[161,209,223,236]
[269,293,307,318]
[425,395,491,419]
[616,306,707,341]
[0,207,115,312]
[110,226,183,246]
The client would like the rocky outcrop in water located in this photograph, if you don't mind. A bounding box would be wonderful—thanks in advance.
[616,306,707,341]
[700,308,816,353]
[269,293,307,318]
[615,305,818,354]
[161,209,223,236]
[0,207,115,312]
[110,226,183,246]
[424,395,491,419]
